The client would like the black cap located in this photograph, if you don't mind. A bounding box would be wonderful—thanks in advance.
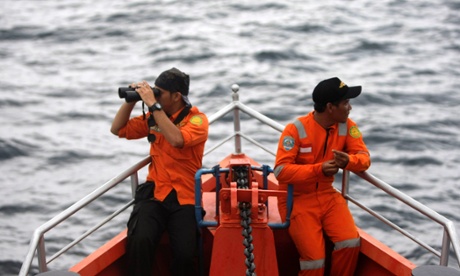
[312,77,361,104]
[154,67,191,105]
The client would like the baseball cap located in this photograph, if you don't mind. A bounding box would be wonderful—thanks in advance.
[154,67,191,105]
[312,77,361,104]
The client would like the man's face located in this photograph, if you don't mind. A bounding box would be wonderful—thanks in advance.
[155,86,172,105]
[330,99,352,123]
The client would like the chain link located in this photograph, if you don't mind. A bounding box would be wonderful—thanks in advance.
[234,166,256,276]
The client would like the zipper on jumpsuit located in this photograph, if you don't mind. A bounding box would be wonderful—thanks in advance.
[317,127,332,190]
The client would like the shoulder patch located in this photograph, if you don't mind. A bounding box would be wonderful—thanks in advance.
[190,115,203,126]
[349,126,361,138]
[282,136,295,151]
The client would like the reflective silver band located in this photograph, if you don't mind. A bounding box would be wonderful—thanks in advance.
[293,119,307,139]
[299,258,325,270]
[334,237,361,250]
[273,165,283,178]
[338,122,347,136]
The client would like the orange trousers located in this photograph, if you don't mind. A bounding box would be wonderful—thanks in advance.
[289,189,360,276]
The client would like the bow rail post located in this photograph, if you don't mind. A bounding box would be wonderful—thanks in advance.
[231,84,242,154]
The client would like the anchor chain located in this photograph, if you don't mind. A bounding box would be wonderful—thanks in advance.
[240,202,256,276]
[234,166,256,276]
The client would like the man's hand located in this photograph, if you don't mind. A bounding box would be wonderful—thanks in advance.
[322,160,339,176]
[134,81,156,107]
[332,149,349,169]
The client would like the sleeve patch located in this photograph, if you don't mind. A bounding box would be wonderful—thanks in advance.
[190,115,204,126]
[349,126,362,138]
[282,136,295,151]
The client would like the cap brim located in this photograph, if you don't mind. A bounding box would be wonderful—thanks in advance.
[182,95,191,106]
[344,86,362,99]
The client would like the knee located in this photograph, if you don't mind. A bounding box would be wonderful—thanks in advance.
[127,233,156,252]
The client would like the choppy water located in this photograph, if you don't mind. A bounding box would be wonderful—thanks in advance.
[1,0,460,275]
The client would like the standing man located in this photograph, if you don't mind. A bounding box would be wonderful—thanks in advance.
[274,77,371,276]
[111,67,209,276]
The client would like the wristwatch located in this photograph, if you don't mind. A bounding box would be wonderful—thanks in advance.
[149,102,162,112]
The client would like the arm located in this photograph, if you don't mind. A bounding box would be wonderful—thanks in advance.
[345,150,370,172]
[341,121,371,172]
[332,149,370,171]
[274,124,324,185]
[275,158,324,185]
[150,109,184,148]
[136,80,184,148]
[111,101,136,135]
[180,113,209,147]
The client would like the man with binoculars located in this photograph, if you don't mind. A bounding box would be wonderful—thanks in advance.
[111,67,209,276]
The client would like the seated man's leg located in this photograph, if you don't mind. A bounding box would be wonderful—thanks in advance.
[323,192,360,276]
[289,200,326,276]
[166,195,198,276]
[126,199,166,276]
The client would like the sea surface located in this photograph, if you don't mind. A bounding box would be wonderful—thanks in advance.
[1,0,460,275]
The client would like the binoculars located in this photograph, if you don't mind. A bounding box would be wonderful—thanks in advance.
[118,86,161,102]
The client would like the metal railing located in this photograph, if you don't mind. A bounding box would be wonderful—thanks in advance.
[20,84,460,275]
[341,170,460,267]
[19,156,150,276]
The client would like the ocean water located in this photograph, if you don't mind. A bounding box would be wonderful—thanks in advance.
[1,0,460,275]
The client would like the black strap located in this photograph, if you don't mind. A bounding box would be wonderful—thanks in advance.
[147,104,192,143]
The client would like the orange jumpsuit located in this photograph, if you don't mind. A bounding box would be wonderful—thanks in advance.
[118,106,209,205]
[274,111,370,276]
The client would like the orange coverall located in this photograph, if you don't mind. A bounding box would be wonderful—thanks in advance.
[274,111,370,276]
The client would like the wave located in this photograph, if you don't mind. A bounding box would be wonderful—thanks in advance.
[254,49,310,62]
[0,99,26,108]
[43,150,114,167]
[0,260,23,276]
[0,138,33,161]
[229,2,288,12]
[0,203,47,216]
[0,25,49,41]
[371,155,443,166]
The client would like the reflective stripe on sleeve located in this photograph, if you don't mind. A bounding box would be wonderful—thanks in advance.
[293,119,307,139]
[299,259,325,270]
[334,237,361,250]
[274,165,284,178]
